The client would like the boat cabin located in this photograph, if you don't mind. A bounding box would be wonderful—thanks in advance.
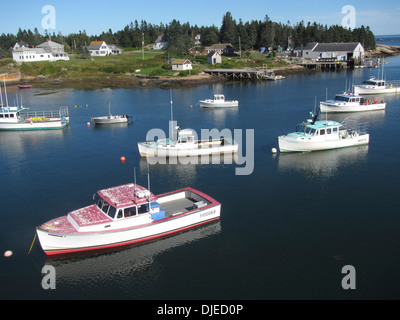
[213,94,226,101]
[93,184,163,221]
[362,78,385,87]
[176,128,196,144]
[0,106,21,123]
[297,120,342,137]
[334,93,364,104]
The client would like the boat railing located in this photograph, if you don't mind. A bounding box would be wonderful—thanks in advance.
[386,80,400,88]
[19,107,69,120]
[341,118,369,134]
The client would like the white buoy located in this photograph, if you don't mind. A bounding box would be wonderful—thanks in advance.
[4,251,13,258]
[271,148,278,154]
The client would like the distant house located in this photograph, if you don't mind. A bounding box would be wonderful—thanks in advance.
[12,40,69,64]
[153,34,168,50]
[86,41,118,56]
[108,44,122,55]
[204,43,235,56]
[207,51,221,65]
[171,59,193,71]
[295,42,364,62]
[194,34,201,45]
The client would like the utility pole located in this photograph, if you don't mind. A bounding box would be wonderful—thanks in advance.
[142,33,144,60]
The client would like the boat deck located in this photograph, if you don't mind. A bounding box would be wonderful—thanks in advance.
[162,197,198,217]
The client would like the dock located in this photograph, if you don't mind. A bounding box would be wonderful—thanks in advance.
[204,68,273,81]
[298,61,348,71]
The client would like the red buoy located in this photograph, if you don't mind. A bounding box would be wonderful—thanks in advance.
[120,156,126,163]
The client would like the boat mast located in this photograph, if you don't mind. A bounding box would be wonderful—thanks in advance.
[0,77,3,107]
[3,76,9,107]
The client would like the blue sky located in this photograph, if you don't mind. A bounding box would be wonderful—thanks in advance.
[1,0,399,36]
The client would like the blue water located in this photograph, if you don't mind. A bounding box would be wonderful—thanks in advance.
[376,34,400,47]
[1,56,400,300]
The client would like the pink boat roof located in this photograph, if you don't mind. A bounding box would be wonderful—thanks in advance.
[98,183,157,208]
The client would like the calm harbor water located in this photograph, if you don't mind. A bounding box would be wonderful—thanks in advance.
[1,56,400,300]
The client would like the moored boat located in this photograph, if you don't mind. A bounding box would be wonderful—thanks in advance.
[278,111,369,153]
[320,91,386,113]
[91,102,132,125]
[91,114,132,125]
[36,182,221,256]
[0,105,70,131]
[138,125,238,157]
[354,77,400,95]
[199,94,238,108]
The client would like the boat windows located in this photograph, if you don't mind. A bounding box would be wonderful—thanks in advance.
[108,206,117,219]
[320,129,326,135]
[327,128,332,134]
[305,127,316,136]
[123,206,137,218]
[138,204,149,215]
[333,127,338,133]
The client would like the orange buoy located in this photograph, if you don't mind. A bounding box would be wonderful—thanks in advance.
[120,156,126,163]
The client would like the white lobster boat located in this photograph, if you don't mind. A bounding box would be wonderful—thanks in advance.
[0,105,70,131]
[36,183,221,256]
[138,125,238,158]
[354,77,400,95]
[320,91,386,113]
[199,94,238,108]
[278,112,369,153]
[91,114,132,125]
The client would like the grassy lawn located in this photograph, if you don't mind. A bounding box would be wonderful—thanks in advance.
[2,50,292,80]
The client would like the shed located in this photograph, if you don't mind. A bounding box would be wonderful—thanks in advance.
[207,52,222,65]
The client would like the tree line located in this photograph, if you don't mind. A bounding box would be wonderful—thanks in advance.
[0,12,376,58]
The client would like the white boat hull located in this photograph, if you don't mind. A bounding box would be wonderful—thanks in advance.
[36,189,221,255]
[0,119,69,131]
[138,139,238,157]
[354,86,400,95]
[320,102,386,113]
[199,101,238,108]
[92,116,129,125]
[278,133,369,153]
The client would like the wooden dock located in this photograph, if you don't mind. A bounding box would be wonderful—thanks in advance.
[204,68,267,81]
[298,61,348,71]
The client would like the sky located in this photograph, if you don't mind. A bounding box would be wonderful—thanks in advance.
[1,0,399,37]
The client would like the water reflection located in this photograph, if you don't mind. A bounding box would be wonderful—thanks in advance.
[44,221,221,284]
[277,145,369,179]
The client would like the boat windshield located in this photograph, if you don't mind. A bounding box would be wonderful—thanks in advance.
[305,127,316,136]
[94,193,117,218]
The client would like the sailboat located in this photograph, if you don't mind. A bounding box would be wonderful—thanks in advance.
[91,102,132,125]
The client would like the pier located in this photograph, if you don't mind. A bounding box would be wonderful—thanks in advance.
[298,61,348,71]
[204,68,267,81]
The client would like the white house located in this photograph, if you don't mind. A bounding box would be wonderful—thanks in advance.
[87,41,121,56]
[153,34,168,50]
[171,59,193,71]
[295,42,364,62]
[12,40,69,64]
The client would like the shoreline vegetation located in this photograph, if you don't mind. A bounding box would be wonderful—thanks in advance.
[1,44,399,90]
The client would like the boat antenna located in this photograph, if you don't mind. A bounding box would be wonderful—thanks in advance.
[134,166,137,196]
[147,162,152,204]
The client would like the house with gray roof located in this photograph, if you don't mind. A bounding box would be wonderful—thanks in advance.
[12,40,69,64]
[294,42,364,62]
